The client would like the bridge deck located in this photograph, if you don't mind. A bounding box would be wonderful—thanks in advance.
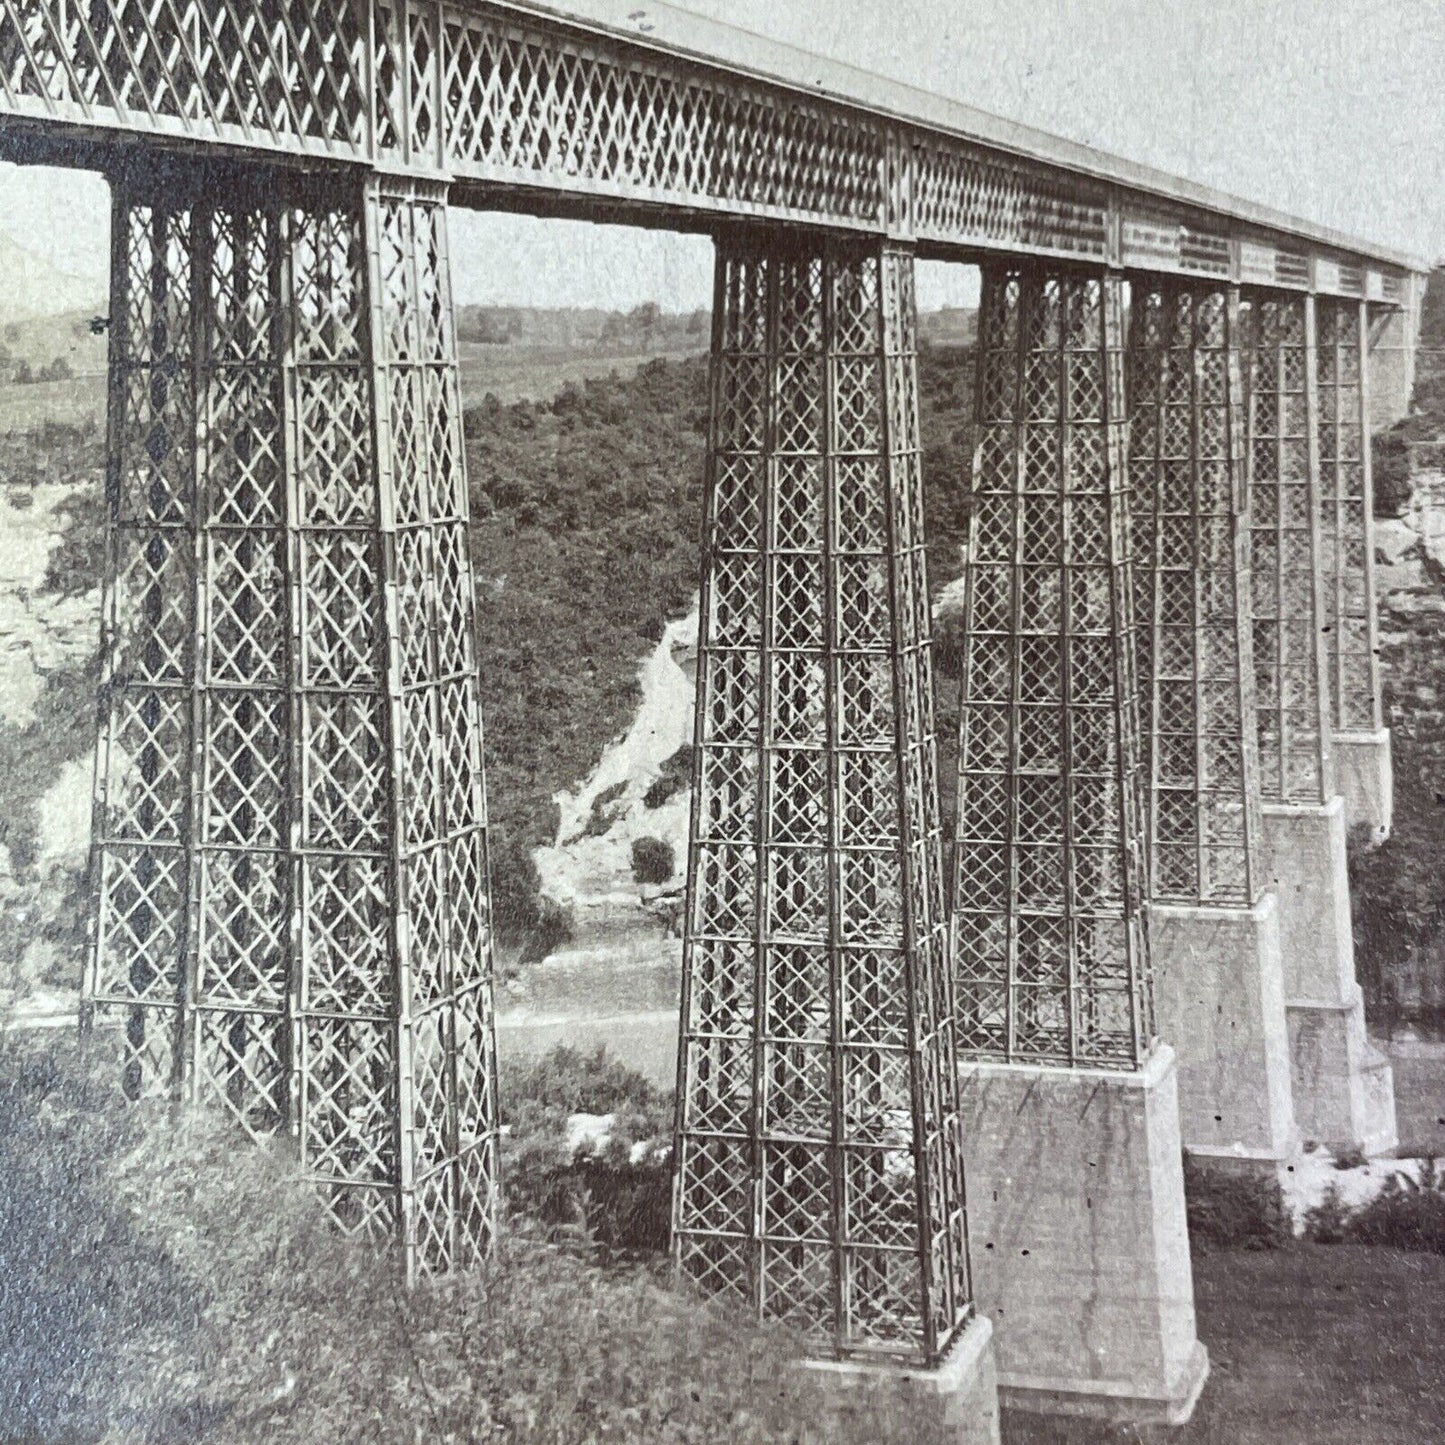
[0,1,1426,295]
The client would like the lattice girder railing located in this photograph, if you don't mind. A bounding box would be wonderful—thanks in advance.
[85,159,498,1281]
[950,265,1153,1069]
[1130,281,1263,908]
[0,0,1416,295]
[1244,294,1333,806]
[672,231,972,1368]
[1315,296,1382,735]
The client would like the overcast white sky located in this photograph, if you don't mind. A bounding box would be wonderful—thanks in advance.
[0,0,1438,310]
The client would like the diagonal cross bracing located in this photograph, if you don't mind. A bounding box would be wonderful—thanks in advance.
[0,1,1422,298]
[85,160,499,1281]
[673,231,971,1366]
[950,266,1153,1070]
[1130,282,1263,909]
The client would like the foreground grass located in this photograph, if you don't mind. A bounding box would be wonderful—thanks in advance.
[0,1037,953,1444]
[8,1035,1445,1443]
[1004,1245,1445,1445]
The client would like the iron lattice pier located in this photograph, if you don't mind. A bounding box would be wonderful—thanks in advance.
[1130,282,1263,910]
[1247,295,1333,806]
[85,160,499,1280]
[951,267,1153,1069]
[672,233,971,1366]
[1315,297,1383,736]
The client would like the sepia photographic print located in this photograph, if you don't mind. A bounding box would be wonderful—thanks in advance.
[0,2,1440,1440]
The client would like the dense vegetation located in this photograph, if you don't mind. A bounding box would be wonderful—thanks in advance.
[0,1033,967,1444]
[463,342,977,949]
[1350,266,1445,1029]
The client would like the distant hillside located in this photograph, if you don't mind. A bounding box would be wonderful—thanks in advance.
[0,231,103,324]
[459,302,978,351]
[457,303,708,349]
[920,306,977,346]
[0,310,107,378]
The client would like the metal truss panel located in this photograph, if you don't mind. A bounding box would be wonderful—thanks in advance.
[1244,295,1332,805]
[1315,297,1382,734]
[1130,282,1262,909]
[84,163,499,1281]
[673,233,972,1368]
[951,266,1153,1070]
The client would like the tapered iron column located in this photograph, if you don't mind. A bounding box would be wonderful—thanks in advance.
[1129,281,1295,1167]
[85,160,500,1279]
[951,266,1205,1426]
[1249,295,1333,808]
[1316,296,1391,837]
[673,232,983,1382]
[1247,291,1396,1156]
[953,269,1150,1067]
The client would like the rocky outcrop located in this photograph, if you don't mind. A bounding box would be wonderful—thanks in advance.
[531,608,697,966]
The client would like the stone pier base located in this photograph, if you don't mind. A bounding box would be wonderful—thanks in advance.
[1152,893,1300,1168]
[1288,988,1398,1156]
[802,1315,1000,1444]
[1333,727,1393,843]
[1261,797,1398,1154]
[958,1044,1208,1425]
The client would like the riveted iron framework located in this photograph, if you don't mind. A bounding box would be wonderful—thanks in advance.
[1245,295,1332,805]
[672,232,971,1366]
[84,160,498,1280]
[1130,282,1262,907]
[1315,297,1383,735]
[0,2,1421,296]
[951,266,1152,1069]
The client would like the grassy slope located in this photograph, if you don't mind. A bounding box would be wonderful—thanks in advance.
[0,1037,953,1445]
[7,1030,1445,1445]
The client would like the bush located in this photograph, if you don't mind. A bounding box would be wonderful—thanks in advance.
[501,1044,663,1119]
[501,1047,672,1252]
[1183,1154,1291,1253]
[932,605,967,679]
[581,779,627,839]
[631,836,675,885]
[1373,429,1412,517]
[1303,1183,1351,1244]
[488,826,575,962]
[1346,1168,1445,1254]
[643,743,693,809]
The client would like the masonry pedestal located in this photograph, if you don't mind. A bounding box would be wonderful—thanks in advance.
[803,1316,1000,1444]
[1332,727,1394,842]
[1260,797,1398,1154]
[958,1044,1208,1425]
[1151,893,1299,1168]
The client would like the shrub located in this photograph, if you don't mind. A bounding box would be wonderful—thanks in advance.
[932,605,967,679]
[1303,1183,1351,1244]
[0,1034,956,1443]
[581,780,628,839]
[501,1046,673,1253]
[1346,1167,1445,1254]
[488,826,575,961]
[631,835,675,885]
[500,1044,663,1119]
[1372,429,1412,517]
[1183,1154,1291,1252]
[643,743,693,810]
[518,896,575,965]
